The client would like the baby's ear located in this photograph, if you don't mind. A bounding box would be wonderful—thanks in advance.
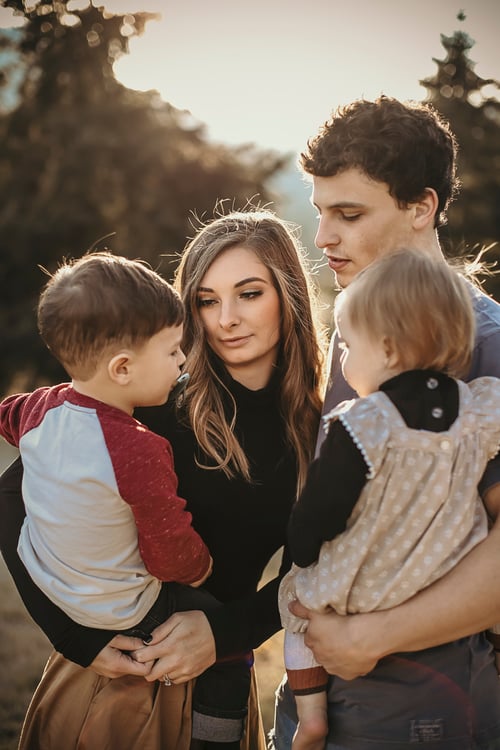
[383,336,400,369]
[108,351,132,385]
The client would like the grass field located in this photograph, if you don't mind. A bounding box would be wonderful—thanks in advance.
[0,440,285,749]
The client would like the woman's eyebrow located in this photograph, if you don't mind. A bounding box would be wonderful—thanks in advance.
[198,276,268,293]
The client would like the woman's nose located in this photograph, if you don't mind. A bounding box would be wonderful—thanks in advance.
[218,301,239,329]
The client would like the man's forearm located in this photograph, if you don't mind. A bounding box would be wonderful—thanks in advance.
[370,509,500,658]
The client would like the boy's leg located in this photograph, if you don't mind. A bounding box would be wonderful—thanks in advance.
[120,583,176,641]
[191,656,252,747]
[171,583,253,747]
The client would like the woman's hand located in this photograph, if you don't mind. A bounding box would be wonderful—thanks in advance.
[90,634,155,678]
[133,610,216,683]
[289,600,379,680]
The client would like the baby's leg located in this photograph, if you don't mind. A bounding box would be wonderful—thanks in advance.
[284,631,329,750]
[293,691,328,750]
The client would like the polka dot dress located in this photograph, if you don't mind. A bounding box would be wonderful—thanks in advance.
[280,376,500,631]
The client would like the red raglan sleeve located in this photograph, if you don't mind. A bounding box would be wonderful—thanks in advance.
[0,392,29,446]
[106,421,212,585]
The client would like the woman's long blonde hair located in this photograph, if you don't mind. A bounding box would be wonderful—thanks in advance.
[175,208,326,492]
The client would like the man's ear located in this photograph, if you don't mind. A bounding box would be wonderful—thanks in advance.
[108,351,133,385]
[413,188,439,230]
[383,336,400,370]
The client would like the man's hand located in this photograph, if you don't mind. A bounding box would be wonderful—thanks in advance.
[289,600,379,680]
[89,634,155,678]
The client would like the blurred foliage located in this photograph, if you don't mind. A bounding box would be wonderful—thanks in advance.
[419,19,500,298]
[1,7,499,394]
[0,0,288,394]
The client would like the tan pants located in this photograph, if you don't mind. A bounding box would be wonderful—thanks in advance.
[19,651,266,750]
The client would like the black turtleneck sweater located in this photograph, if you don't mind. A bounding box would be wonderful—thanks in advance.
[0,369,298,666]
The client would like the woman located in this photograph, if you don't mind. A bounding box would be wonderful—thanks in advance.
[0,208,326,750]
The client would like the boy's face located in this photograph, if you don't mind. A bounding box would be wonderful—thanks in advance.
[132,324,185,407]
[312,168,418,288]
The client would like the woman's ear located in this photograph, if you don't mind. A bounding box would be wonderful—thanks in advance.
[413,188,439,230]
[108,351,133,385]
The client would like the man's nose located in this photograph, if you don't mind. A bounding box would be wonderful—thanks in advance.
[315,217,340,250]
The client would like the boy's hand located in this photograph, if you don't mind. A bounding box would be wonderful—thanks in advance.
[191,555,213,588]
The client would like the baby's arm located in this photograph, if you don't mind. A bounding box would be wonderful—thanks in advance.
[288,419,368,568]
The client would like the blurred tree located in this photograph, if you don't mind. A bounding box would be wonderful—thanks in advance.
[419,16,500,298]
[0,0,287,394]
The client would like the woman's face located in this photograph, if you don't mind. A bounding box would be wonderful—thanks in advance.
[197,245,281,390]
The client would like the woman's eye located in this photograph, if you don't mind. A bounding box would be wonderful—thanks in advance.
[197,297,217,307]
[240,290,263,300]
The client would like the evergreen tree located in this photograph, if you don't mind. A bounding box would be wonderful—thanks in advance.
[0,0,287,393]
[419,14,500,297]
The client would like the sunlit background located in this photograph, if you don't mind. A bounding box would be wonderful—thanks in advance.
[2,0,499,153]
[0,4,499,745]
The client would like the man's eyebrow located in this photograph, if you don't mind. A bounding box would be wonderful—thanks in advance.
[198,276,268,293]
[312,200,365,210]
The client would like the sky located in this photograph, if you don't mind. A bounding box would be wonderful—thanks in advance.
[0,0,498,154]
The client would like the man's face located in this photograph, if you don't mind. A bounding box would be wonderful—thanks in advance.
[312,168,417,288]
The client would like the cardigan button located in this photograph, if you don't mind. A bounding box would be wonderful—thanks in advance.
[432,407,443,419]
[426,377,439,389]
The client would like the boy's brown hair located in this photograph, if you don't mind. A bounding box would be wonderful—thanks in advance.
[38,251,183,380]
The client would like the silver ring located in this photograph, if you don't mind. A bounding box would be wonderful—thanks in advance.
[162,674,172,686]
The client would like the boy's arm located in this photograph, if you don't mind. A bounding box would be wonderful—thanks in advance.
[0,392,29,446]
[112,427,212,585]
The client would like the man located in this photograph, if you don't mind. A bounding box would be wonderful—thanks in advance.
[272,96,500,749]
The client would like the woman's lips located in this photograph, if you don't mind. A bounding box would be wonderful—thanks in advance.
[219,335,251,348]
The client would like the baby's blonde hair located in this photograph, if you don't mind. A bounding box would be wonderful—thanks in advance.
[334,248,475,378]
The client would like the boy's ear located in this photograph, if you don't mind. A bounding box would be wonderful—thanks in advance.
[108,351,133,385]
[383,336,400,369]
[413,188,439,230]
